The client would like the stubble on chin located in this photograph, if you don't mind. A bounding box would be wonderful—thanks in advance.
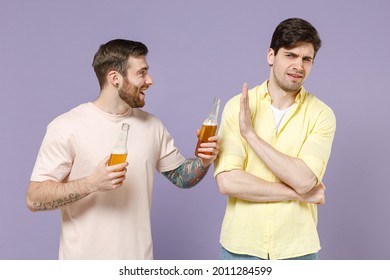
[281,82,302,93]
[276,74,303,93]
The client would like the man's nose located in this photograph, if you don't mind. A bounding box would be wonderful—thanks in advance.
[146,74,153,85]
[293,58,304,71]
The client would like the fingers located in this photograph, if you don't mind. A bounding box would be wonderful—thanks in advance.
[316,184,326,205]
[107,166,128,189]
[197,141,219,159]
[91,157,129,192]
[106,161,129,172]
[242,82,248,95]
[319,183,326,205]
[240,82,248,108]
[109,166,127,178]
[200,135,219,151]
[207,135,220,142]
[110,171,127,188]
[105,161,128,189]
[197,148,218,158]
[317,196,325,205]
[239,82,254,139]
[100,155,111,166]
[316,182,326,191]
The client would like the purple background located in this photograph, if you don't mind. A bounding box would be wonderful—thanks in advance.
[1,0,389,260]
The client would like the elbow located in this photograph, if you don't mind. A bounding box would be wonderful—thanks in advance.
[218,184,229,196]
[26,183,40,212]
[26,191,41,212]
[216,173,233,196]
[26,196,38,212]
[293,176,318,195]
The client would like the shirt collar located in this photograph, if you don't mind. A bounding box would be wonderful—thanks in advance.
[294,87,307,104]
[259,80,308,104]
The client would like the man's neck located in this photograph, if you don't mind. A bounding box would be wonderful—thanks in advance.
[92,89,130,115]
[267,81,298,110]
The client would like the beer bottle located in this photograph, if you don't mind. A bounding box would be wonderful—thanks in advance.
[195,97,220,156]
[108,123,130,166]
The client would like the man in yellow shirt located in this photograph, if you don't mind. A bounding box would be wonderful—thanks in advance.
[214,18,336,260]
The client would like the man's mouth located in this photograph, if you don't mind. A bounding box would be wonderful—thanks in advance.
[139,88,147,96]
[288,73,303,79]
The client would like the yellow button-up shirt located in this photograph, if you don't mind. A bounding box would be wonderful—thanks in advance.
[214,81,336,259]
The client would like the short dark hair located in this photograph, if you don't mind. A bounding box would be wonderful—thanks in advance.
[270,18,322,58]
[92,39,148,89]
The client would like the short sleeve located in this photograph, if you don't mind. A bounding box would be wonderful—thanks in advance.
[30,126,74,182]
[156,127,185,173]
[298,107,336,182]
[214,99,247,177]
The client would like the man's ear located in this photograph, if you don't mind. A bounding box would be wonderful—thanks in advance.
[267,48,275,67]
[107,70,122,87]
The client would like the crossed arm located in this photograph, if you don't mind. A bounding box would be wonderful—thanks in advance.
[216,83,325,204]
[217,169,325,204]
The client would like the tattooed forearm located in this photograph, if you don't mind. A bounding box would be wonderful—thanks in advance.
[33,193,85,211]
[162,158,209,189]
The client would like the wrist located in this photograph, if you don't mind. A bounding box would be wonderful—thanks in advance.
[83,176,97,194]
[287,185,301,201]
[243,129,257,143]
[200,158,211,169]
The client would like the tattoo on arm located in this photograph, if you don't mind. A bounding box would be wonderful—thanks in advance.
[162,158,209,189]
[33,193,85,211]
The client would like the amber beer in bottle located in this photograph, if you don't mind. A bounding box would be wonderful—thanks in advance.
[195,97,220,156]
[108,123,130,167]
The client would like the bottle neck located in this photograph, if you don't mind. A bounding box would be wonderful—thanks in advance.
[112,124,129,154]
[205,97,220,125]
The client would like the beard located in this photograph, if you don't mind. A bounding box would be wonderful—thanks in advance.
[118,79,145,108]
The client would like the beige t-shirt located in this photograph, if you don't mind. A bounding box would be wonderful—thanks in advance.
[31,102,185,259]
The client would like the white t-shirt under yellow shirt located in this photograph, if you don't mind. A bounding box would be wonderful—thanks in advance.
[31,102,185,259]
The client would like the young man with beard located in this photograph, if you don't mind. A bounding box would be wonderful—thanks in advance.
[214,18,336,260]
[27,39,219,259]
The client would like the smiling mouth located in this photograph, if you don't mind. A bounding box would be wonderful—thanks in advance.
[139,88,147,96]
